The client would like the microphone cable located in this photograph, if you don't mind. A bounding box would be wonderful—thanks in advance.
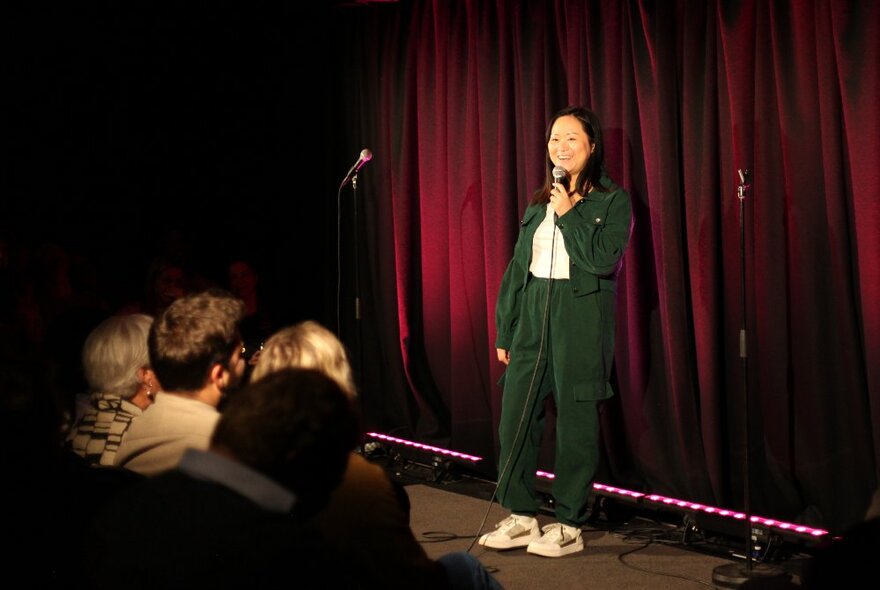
[469,204,560,552]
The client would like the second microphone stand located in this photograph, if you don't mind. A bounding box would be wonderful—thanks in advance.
[711,169,789,587]
[351,172,364,393]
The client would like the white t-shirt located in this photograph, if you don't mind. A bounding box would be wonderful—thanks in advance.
[528,203,570,279]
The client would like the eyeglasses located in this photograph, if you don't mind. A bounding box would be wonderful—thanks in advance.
[240,342,264,362]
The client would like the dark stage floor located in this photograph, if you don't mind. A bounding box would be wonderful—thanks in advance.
[364,448,815,589]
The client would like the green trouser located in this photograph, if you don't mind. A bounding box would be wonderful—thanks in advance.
[496,275,606,527]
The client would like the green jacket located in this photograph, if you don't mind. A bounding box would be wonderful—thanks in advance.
[495,175,633,351]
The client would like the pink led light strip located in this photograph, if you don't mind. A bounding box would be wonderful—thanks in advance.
[644,493,828,537]
[366,432,482,462]
[370,437,827,539]
[537,471,828,537]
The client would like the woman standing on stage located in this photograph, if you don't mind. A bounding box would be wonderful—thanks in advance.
[480,105,633,557]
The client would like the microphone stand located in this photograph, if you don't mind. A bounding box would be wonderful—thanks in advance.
[337,149,371,431]
[712,170,788,588]
[351,172,363,382]
[336,162,367,450]
[338,149,370,401]
[348,171,366,439]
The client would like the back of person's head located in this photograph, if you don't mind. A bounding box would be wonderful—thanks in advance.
[251,321,356,398]
[82,314,152,399]
[211,368,359,512]
[148,289,244,392]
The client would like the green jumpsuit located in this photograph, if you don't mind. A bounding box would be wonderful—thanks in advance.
[494,174,632,526]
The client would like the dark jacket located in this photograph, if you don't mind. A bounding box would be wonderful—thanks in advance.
[495,175,632,400]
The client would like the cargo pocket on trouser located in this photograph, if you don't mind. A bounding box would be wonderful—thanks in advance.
[572,380,606,402]
[571,292,613,402]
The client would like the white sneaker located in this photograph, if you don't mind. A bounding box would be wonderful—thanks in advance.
[526,523,584,557]
[478,514,540,549]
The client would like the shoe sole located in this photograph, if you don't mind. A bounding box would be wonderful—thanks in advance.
[526,537,585,557]
[478,531,541,550]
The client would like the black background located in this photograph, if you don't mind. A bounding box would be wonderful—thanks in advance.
[6,3,345,326]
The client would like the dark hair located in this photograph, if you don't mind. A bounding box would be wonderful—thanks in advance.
[532,105,607,205]
[148,289,245,391]
[211,368,359,511]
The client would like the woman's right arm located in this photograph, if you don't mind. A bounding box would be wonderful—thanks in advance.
[496,205,540,359]
[495,251,526,352]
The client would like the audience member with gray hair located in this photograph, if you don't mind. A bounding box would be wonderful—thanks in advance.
[66,313,160,466]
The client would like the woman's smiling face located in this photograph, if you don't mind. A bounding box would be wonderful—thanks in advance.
[547,114,594,184]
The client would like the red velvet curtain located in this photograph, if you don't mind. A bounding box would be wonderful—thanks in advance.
[334,0,879,533]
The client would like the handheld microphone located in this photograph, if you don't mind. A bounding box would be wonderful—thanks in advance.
[552,166,567,223]
[340,148,373,188]
[552,165,567,187]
